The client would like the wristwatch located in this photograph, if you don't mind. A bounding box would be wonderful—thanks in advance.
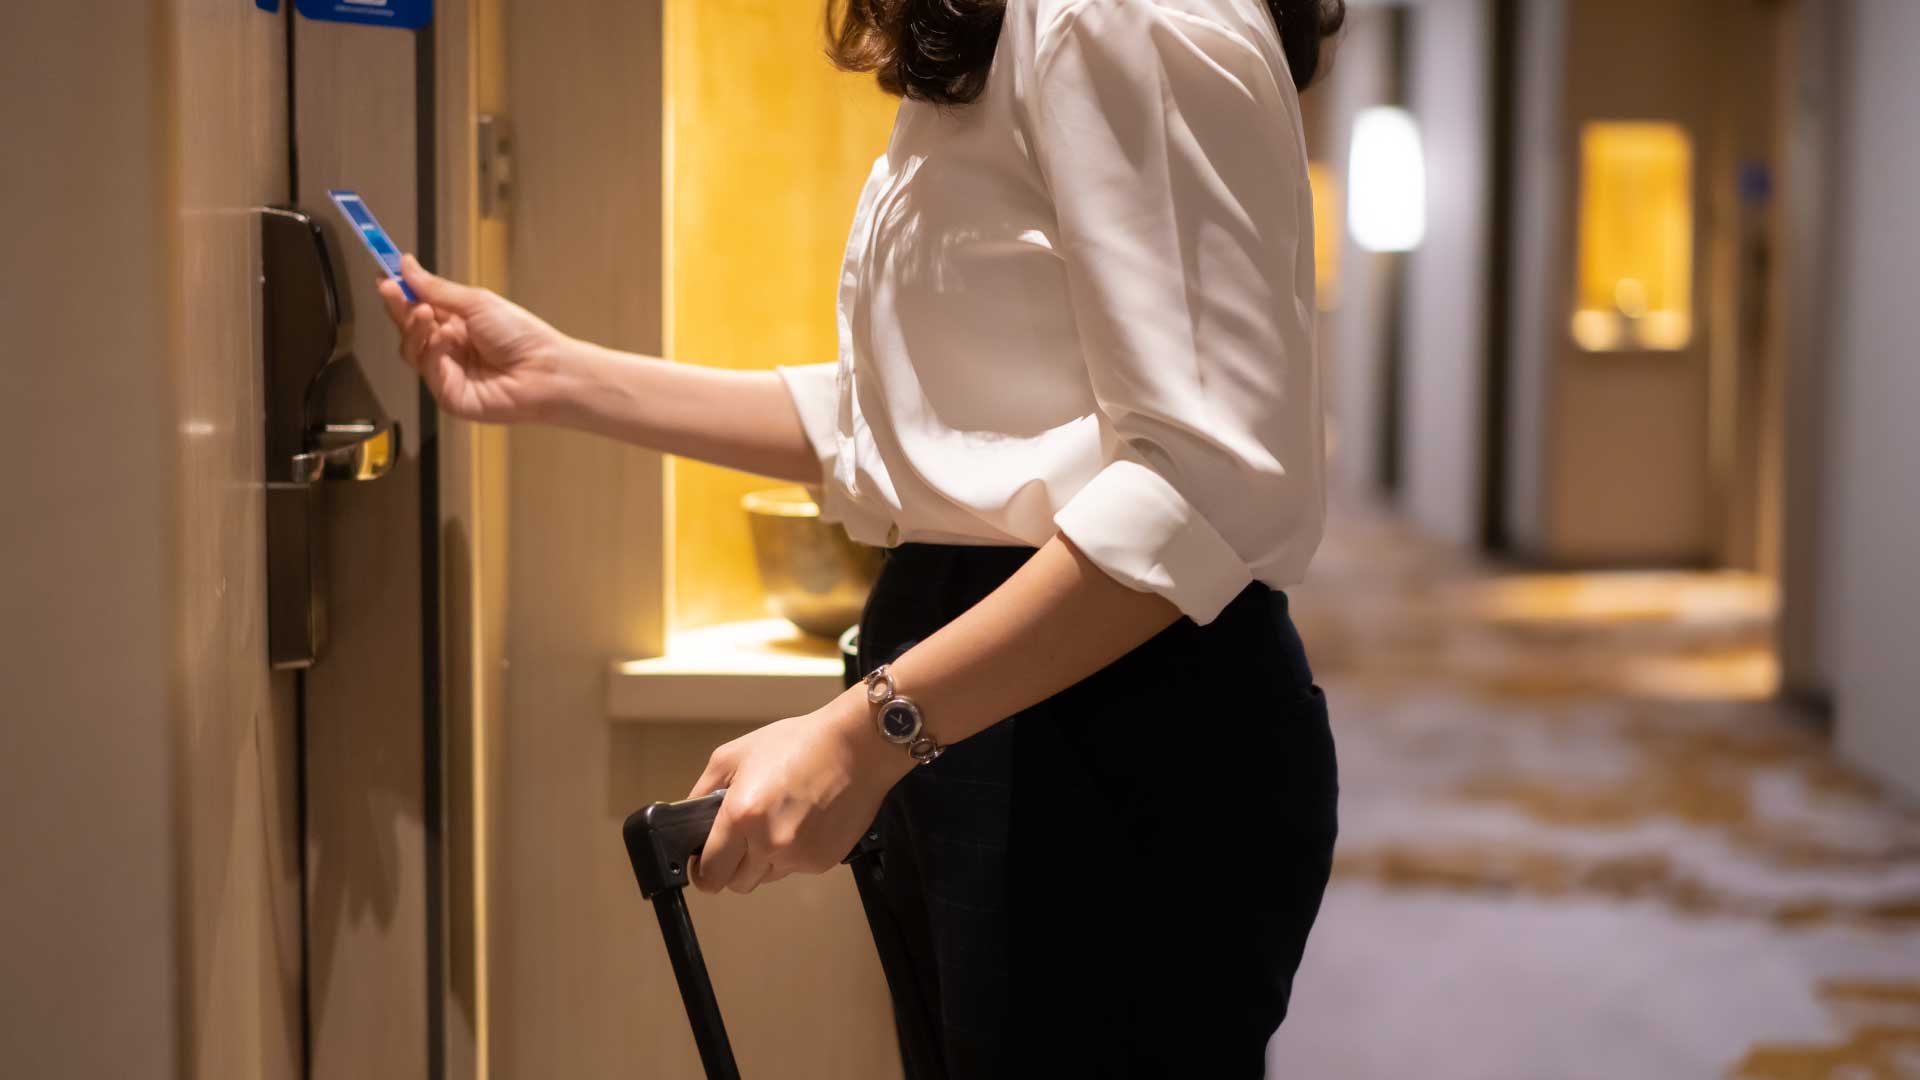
[862,664,946,766]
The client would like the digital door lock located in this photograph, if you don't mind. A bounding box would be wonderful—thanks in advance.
[259,206,400,669]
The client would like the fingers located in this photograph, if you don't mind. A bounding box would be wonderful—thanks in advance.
[691,806,747,895]
[688,747,743,893]
[400,253,483,314]
[688,787,786,895]
[727,858,775,895]
[376,278,411,328]
[687,743,738,801]
[421,344,463,411]
[400,305,437,372]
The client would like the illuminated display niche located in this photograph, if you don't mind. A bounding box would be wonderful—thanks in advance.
[665,0,897,632]
[1572,122,1695,352]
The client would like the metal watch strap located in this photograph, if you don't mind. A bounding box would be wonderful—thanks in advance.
[862,664,946,766]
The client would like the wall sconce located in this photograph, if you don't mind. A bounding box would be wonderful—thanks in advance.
[1572,122,1695,352]
[1309,161,1341,310]
[1347,106,1427,254]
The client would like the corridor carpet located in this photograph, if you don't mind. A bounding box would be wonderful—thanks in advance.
[1264,505,1920,1080]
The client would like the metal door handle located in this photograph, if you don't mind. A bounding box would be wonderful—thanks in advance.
[290,420,401,484]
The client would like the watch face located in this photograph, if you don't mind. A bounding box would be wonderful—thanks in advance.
[878,698,922,743]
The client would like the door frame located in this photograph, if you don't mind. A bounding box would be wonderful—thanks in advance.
[424,2,505,1077]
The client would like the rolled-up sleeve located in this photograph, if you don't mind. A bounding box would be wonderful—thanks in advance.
[1033,0,1324,625]
[773,361,848,524]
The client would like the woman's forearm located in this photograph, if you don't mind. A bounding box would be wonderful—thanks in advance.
[535,338,822,484]
[826,532,1186,786]
[531,336,1186,766]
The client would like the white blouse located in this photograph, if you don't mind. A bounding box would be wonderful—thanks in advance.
[775,0,1325,626]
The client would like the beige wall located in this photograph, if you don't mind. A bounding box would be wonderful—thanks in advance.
[1401,0,1494,547]
[489,2,898,1075]
[1814,0,1920,798]
[1501,0,1569,552]
[1776,0,1843,702]
[492,6,671,1075]
[1316,0,1496,542]
[1321,8,1398,498]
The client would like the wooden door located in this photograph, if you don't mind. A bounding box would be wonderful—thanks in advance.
[2,3,303,1077]
[171,8,308,1077]
[288,11,439,1080]
[3,4,448,1077]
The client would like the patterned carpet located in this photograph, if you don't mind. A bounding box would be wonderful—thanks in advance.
[1265,505,1920,1079]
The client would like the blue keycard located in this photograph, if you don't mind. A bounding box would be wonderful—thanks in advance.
[328,188,417,303]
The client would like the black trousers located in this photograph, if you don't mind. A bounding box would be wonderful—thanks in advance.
[845,542,1339,1079]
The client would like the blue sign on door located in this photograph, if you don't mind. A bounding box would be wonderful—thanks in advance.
[296,0,431,29]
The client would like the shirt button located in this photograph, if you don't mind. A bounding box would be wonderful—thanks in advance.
[885,522,900,545]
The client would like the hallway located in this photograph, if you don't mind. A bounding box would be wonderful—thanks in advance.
[1270,504,1920,1079]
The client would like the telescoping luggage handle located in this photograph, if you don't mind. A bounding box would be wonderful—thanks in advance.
[623,788,741,1080]
[625,788,938,1080]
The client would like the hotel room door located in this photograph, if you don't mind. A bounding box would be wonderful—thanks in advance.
[3,4,443,1077]
[286,8,441,1079]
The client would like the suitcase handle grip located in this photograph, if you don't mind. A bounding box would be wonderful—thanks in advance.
[623,788,727,900]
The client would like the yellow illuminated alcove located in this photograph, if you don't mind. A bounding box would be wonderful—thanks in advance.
[1308,161,1341,311]
[1572,122,1695,352]
[664,0,899,632]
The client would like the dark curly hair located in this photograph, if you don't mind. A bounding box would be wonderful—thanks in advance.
[824,0,1345,106]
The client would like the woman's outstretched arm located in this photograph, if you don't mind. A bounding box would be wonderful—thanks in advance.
[376,255,821,485]
[373,254,1186,894]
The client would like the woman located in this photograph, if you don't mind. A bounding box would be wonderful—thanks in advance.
[378,0,1342,1073]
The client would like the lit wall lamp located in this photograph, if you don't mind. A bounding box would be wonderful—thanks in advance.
[1347,106,1427,254]
[1572,122,1695,351]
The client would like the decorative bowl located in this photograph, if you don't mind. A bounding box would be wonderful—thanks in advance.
[741,485,884,639]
